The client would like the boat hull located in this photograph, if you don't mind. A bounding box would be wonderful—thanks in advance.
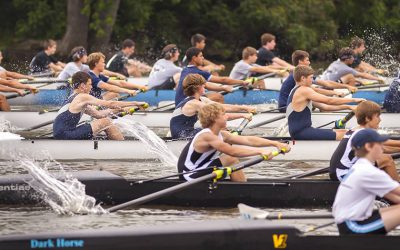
[0,170,338,207]
[0,137,341,161]
[1,111,399,130]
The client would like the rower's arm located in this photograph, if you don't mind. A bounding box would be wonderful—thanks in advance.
[210,75,246,86]
[312,87,337,96]
[312,102,354,112]
[205,82,227,92]
[108,79,147,91]
[0,84,24,94]
[48,62,63,72]
[272,57,294,69]
[355,71,382,82]
[303,87,363,105]
[249,66,277,74]
[79,93,145,110]
[84,106,115,118]
[205,132,272,157]
[384,186,400,204]
[383,145,400,154]
[223,131,290,152]
[384,140,400,148]
[5,71,33,80]
[315,79,357,92]
[0,79,35,90]
[98,81,136,95]
[222,104,256,113]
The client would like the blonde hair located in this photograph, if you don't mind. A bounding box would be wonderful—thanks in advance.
[87,52,105,69]
[293,65,314,82]
[242,46,257,60]
[183,74,206,96]
[198,103,225,128]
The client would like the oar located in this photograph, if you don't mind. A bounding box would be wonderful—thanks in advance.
[356,83,389,90]
[5,82,54,100]
[316,111,354,129]
[248,114,286,129]
[259,106,286,114]
[230,113,255,135]
[22,119,56,132]
[29,72,54,78]
[116,88,147,101]
[107,151,283,212]
[19,79,69,84]
[238,203,332,220]
[281,166,329,179]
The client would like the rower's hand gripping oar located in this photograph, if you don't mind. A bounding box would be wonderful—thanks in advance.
[107,150,285,213]
[116,88,148,102]
[5,82,54,100]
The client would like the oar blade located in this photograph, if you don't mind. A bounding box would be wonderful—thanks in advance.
[238,203,269,220]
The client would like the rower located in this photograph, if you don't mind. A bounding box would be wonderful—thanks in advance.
[106,39,152,77]
[53,71,147,140]
[278,50,358,112]
[332,129,400,235]
[170,74,255,139]
[383,76,400,113]
[330,101,400,181]
[287,65,364,140]
[229,47,286,88]
[321,47,384,86]
[57,47,90,81]
[29,39,65,75]
[148,44,182,90]
[177,103,290,182]
[181,34,225,73]
[350,36,387,74]
[255,33,294,72]
[87,52,147,100]
[175,47,249,105]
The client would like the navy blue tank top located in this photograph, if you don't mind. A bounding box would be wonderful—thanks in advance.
[53,94,84,135]
[286,86,312,136]
[170,97,198,138]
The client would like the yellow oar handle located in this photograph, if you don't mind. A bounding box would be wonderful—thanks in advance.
[213,167,233,181]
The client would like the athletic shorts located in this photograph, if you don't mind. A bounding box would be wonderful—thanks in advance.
[291,127,336,140]
[152,77,175,90]
[337,210,387,235]
[181,158,223,181]
[54,123,93,140]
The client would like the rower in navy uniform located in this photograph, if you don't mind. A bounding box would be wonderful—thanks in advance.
[286,65,364,140]
[53,71,147,140]
[330,101,400,181]
[332,129,400,235]
[170,73,255,139]
[175,47,249,105]
[177,103,290,182]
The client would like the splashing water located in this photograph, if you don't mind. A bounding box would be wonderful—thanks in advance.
[114,118,178,167]
[0,117,17,132]
[16,157,106,215]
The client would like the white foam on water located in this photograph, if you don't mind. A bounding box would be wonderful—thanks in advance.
[0,117,18,133]
[0,132,24,141]
[114,117,178,167]
[12,156,106,215]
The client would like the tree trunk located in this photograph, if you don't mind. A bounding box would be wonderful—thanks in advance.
[59,0,90,56]
[89,0,120,52]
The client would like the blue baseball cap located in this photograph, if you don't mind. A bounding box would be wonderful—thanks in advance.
[351,129,389,149]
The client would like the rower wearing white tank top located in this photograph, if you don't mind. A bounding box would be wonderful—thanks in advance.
[177,103,291,182]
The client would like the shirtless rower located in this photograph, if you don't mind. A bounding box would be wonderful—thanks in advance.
[175,47,249,105]
[332,129,400,235]
[286,65,364,140]
[170,74,255,139]
[177,103,290,182]
[278,50,358,112]
[53,71,147,140]
[330,100,400,181]
[87,52,147,100]
[321,47,384,86]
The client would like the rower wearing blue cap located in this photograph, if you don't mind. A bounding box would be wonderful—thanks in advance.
[333,129,400,235]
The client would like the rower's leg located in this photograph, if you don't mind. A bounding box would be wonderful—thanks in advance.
[334,129,347,140]
[219,155,247,182]
[340,74,356,86]
[379,204,400,231]
[90,118,124,140]
[377,154,399,181]
[0,95,10,111]
[205,92,224,103]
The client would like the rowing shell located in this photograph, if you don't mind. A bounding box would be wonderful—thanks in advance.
[2,218,395,250]
[2,77,392,106]
[0,135,345,161]
[0,170,338,207]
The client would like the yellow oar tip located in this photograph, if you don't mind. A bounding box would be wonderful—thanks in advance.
[142,103,149,109]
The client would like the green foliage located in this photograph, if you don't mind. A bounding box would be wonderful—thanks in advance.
[1,0,399,61]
